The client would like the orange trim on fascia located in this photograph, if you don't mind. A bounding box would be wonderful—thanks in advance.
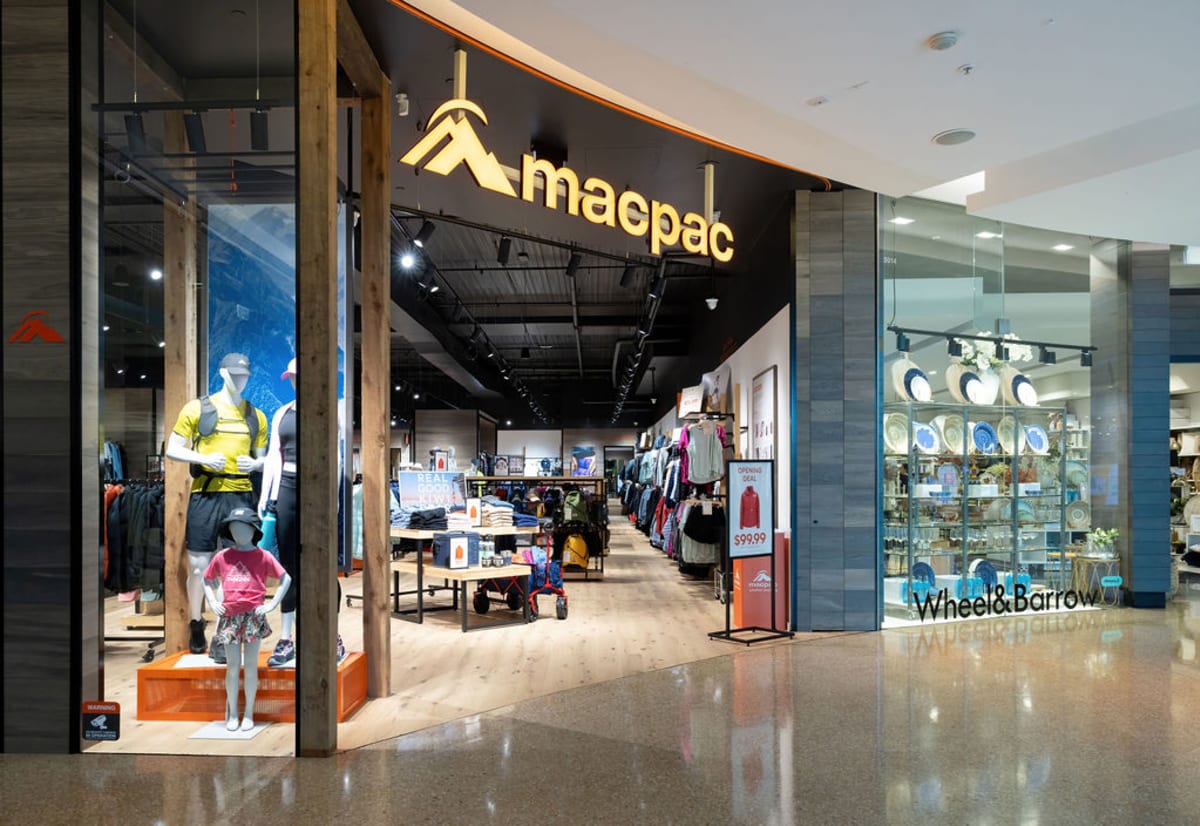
[385,0,833,191]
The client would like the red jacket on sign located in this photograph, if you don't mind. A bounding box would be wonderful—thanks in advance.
[740,486,760,529]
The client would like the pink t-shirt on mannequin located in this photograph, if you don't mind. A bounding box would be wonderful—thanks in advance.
[204,548,286,616]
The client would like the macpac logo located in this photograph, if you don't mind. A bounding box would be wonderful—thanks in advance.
[401,98,735,261]
[8,310,64,343]
[752,570,772,584]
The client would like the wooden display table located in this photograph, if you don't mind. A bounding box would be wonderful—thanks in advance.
[137,649,367,723]
[390,526,539,539]
[392,557,531,632]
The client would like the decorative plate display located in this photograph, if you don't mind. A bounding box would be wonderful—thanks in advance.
[970,421,999,454]
[1023,424,1050,455]
[891,358,932,402]
[911,561,937,588]
[945,362,984,405]
[1000,499,1037,523]
[1183,495,1200,526]
[1000,364,1039,406]
[996,414,1026,456]
[1065,460,1089,488]
[883,412,910,454]
[913,422,941,454]
[970,559,999,589]
[936,463,960,491]
[1066,500,1090,529]
[937,414,965,453]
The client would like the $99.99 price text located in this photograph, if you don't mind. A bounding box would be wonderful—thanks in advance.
[733,532,768,547]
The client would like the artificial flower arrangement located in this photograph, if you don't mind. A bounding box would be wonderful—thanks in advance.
[1088,527,1120,546]
[953,332,1035,371]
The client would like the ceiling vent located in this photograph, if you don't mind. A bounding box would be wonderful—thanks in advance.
[926,30,960,51]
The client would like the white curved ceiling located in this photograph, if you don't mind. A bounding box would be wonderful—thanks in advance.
[398,0,1200,245]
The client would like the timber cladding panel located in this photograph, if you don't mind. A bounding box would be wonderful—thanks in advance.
[2,0,100,751]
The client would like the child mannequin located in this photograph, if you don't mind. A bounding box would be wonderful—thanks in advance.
[203,507,291,731]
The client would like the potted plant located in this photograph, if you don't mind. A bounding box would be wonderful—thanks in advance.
[1087,527,1119,558]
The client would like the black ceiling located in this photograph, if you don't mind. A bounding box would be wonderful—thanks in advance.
[98,0,837,427]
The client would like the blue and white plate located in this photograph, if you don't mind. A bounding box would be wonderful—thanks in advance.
[913,422,941,454]
[1024,424,1050,455]
[1001,365,1039,406]
[971,421,999,454]
[911,561,937,588]
[970,559,999,589]
[891,358,933,402]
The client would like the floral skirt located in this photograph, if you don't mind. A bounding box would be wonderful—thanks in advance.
[215,610,272,645]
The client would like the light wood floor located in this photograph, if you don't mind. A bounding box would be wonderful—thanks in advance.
[89,511,816,756]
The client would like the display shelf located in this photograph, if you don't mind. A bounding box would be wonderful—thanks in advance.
[883,401,1071,618]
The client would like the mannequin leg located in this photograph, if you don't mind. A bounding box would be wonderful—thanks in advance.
[187,550,215,653]
[240,638,262,731]
[280,612,295,640]
[224,640,243,731]
[186,551,214,619]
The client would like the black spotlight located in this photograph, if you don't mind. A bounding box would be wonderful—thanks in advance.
[995,343,1009,361]
[413,220,436,248]
[1081,350,1093,367]
[520,346,530,359]
[649,276,666,301]
[1039,346,1056,365]
[497,236,512,265]
[250,109,269,151]
[184,112,207,154]
[896,332,910,353]
[565,251,581,278]
[947,337,962,358]
[125,113,147,154]
[620,264,636,288]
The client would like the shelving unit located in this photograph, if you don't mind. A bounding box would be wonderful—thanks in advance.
[883,402,1079,620]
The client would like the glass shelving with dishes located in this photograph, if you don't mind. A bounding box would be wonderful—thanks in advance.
[883,401,1071,620]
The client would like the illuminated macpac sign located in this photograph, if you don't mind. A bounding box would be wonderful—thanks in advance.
[400,99,735,262]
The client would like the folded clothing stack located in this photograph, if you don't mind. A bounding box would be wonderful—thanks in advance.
[446,506,472,531]
[408,507,448,531]
[481,497,514,528]
[513,512,540,529]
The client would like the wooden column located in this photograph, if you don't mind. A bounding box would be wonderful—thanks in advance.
[296,0,340,757]
[161,113,198,654]
[360,76,392,699]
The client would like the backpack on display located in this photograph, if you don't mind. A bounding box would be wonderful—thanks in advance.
[563,490,588,523]
[190,394,260,480]
[563,534,589,569]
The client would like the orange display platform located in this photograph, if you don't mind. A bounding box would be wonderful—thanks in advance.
[137,650,367,723]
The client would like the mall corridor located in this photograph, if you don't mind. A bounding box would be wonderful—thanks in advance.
[5,588,1200,825]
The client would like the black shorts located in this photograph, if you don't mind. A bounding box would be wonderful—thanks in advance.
[185,491,254,553]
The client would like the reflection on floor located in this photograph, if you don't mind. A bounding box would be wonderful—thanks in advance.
[90,516,812,755]
[10,578,1200,823]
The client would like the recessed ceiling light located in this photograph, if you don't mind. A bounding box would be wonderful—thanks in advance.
[1053,243,1074,252]
[102,324,110,332]
[399,252,415,269]
[806,95,830,107]
[931,128,976,146]
[888,217,915,225]
[158,340,165,348]
[975,231,1002,240]
[149,268,163,281]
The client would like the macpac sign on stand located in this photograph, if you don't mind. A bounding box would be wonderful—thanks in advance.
[396,471,467,510]
[728,460,774,559]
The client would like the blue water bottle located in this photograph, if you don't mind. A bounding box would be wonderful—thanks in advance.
[259,503,278,558]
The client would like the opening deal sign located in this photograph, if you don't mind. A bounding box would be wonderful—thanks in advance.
[728,460,774,559]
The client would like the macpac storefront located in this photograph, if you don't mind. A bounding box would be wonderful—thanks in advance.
[0,0,1171,756]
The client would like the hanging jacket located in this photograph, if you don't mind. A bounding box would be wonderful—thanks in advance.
[740,486,761,529]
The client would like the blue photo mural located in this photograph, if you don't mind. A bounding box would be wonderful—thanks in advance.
[206,203,346,422]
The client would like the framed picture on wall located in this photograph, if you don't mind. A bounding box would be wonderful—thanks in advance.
[750,366,777,460]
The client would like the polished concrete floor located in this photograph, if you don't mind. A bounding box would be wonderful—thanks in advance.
[7,583,1200,824]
